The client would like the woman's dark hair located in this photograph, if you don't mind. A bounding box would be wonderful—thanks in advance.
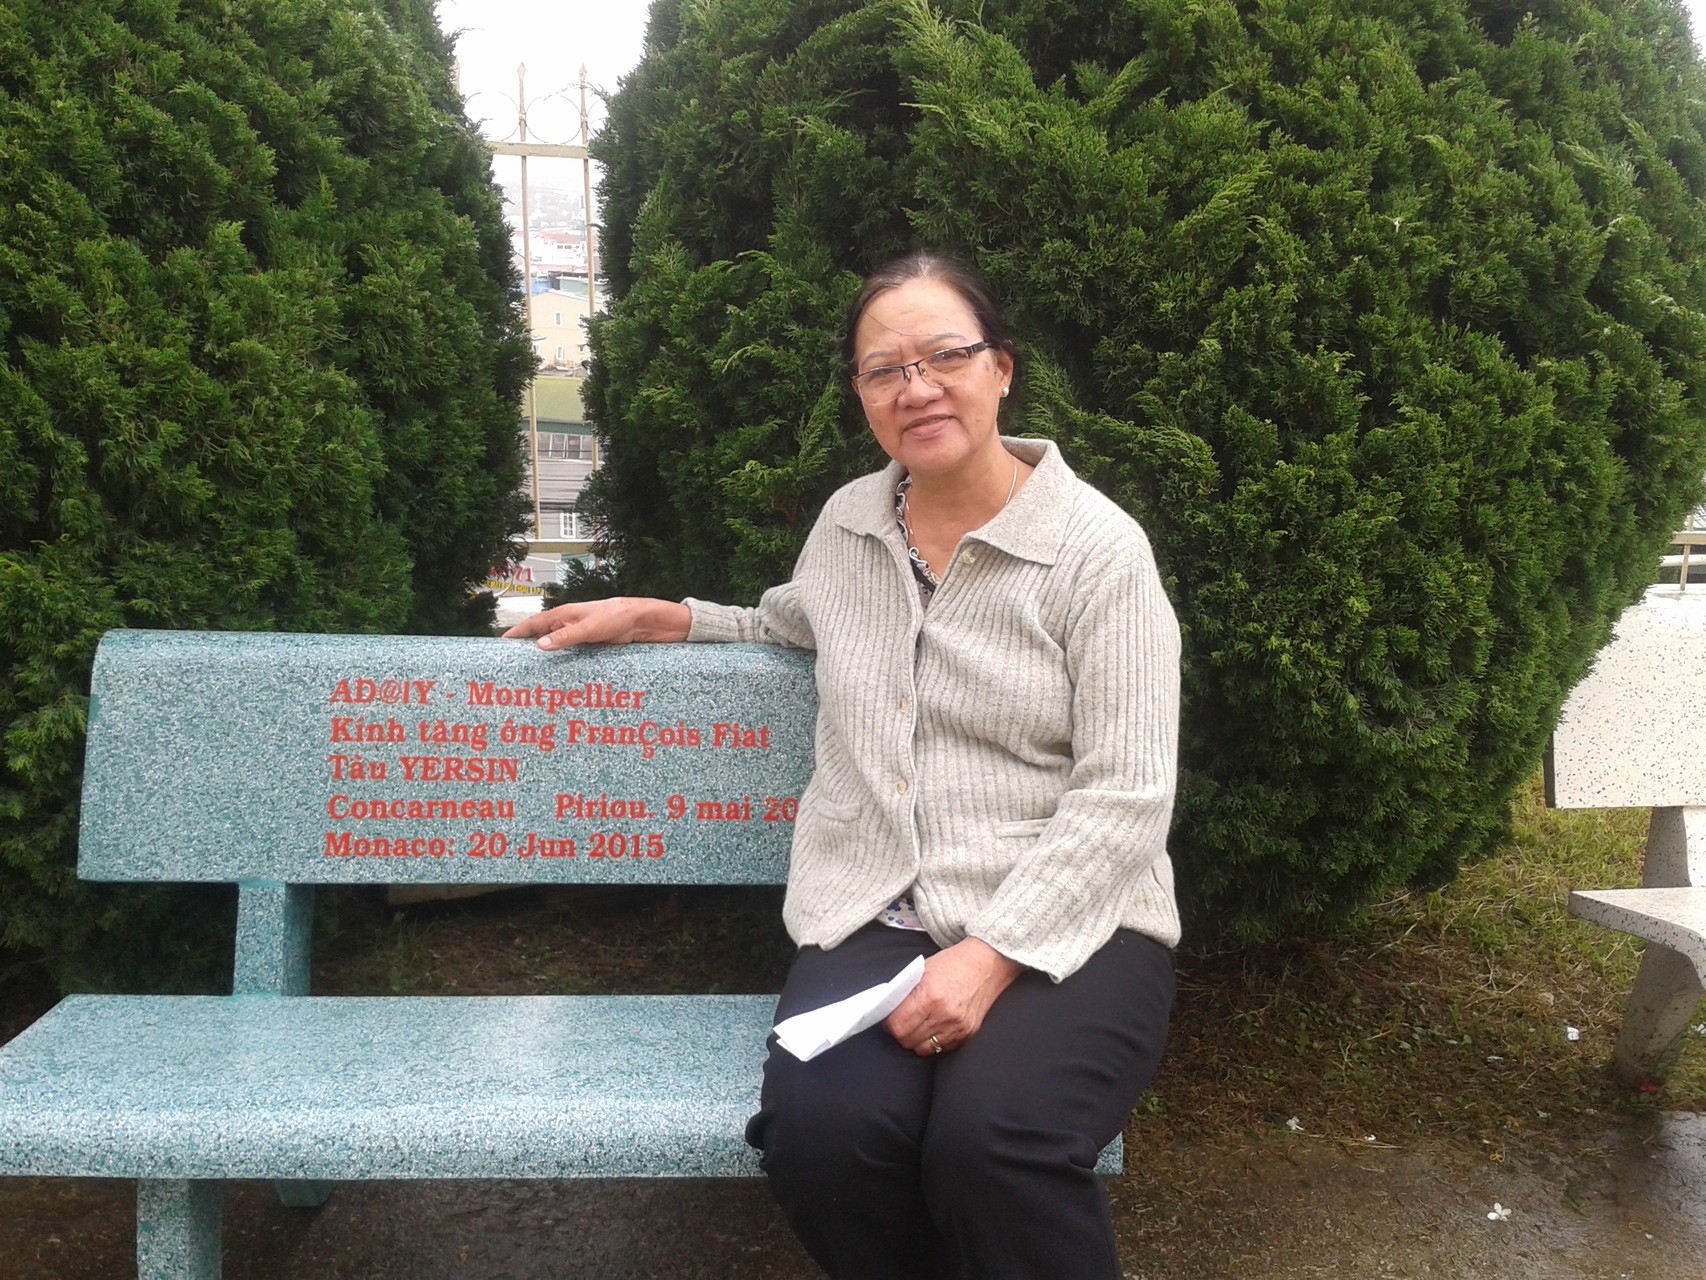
[842,251,1017,375]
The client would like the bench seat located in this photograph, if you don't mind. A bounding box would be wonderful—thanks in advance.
[0,994,777,1181]
[0,993,1124,1183]
[1568,888,1706,982]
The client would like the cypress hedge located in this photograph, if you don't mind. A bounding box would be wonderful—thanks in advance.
[0,0,532,986]
[585,0,1706,937]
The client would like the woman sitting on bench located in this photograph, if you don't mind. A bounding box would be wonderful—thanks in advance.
[506,250,1180,1280]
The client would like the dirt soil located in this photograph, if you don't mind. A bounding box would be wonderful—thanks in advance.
[2,1113,1702,1278]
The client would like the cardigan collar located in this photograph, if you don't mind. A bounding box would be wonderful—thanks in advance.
[832,436,1072,566]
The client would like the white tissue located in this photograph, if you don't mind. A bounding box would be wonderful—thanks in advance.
[773,955,927,1062]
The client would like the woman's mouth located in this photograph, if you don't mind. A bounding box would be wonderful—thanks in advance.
[903,415,953,434]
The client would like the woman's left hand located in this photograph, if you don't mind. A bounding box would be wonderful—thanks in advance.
[885,937,1024,1056]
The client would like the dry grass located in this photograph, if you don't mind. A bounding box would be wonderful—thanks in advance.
[1141,774,1706,1151]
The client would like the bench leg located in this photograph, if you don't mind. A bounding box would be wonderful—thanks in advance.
[234,882,314,996]
[1610,943,1706,1086]
[273,1179,335,1207]
[1639,806,1706,888]
[137,1179,222,1280]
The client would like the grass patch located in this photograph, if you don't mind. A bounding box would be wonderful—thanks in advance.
[1142,774,1706,1150]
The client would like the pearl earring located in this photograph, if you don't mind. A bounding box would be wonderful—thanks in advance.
[1000,387,1009,397]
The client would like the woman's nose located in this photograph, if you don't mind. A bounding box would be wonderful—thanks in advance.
[896,365,943,405]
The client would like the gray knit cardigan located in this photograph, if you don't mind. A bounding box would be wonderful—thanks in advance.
[685,437,1180,981]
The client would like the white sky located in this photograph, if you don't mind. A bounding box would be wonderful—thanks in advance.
[435,0,651,147]
[1689,0,1706,47]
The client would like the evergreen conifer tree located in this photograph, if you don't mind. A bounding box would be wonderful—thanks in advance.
[0,0,531,984]
[587,0,1706,936]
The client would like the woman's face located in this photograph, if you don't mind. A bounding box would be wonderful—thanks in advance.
[851,277,1014,479]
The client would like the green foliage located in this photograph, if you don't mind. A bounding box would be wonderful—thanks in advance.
[588,0,1706,938]
[0,0,532,988]
[543,555,621,607]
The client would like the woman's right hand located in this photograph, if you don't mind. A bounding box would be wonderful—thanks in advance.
[501,597,692,651]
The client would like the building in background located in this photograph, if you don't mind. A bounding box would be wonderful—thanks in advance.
[526,373,597,545]
[529,287,591,372]
[489,371,597,620]
[462,62,607,615]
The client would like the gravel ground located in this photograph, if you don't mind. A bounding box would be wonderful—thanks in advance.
[3,1112,1702,1278]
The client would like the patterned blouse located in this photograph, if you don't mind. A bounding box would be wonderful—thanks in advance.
[880,475,934,932]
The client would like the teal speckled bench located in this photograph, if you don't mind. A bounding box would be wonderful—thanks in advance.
[0,629,1123,1279]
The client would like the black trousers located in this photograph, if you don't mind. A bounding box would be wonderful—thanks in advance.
[746,923,1175,1280]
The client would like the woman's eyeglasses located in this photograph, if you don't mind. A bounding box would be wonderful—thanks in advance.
[850,342,992,402]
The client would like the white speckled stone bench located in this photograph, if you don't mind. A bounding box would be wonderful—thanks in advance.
[0,629,1121,1279]
[1552,585,1706,1084]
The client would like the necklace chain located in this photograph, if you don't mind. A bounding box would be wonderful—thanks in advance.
[897,457,1021,570]
[906,459,1019,528]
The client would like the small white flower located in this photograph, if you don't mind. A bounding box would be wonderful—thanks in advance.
[1693,1024,1706,1036]
[1364,1134,1378,1143]
[1285,1117,1303,1132]
[1566,1026,1581,1041]
[1487,1203,1511,1222]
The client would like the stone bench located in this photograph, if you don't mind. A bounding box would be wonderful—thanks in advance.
[1553,585,1706,1084]
[0,629,1121,1279]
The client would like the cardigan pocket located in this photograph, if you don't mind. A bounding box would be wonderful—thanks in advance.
[792,792,862,848]
[994,817,1050,840]
[804,795,861,825]
[788,794,865,886]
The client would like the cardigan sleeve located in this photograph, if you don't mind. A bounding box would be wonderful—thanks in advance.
[682,584,814,649]
[965,539,1181,981]
[680,514,825,650]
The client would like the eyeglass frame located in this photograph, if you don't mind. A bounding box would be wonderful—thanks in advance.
[849,341,995,402]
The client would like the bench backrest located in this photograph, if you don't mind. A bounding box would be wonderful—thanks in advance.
[1547,585,1706,809]
[82,629,817,886]
[81,630,817,994]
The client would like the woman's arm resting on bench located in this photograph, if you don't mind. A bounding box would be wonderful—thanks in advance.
[503,597,692,650]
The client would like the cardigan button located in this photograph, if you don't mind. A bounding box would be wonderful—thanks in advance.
[962,551,977,565]
[896,779,909,795]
